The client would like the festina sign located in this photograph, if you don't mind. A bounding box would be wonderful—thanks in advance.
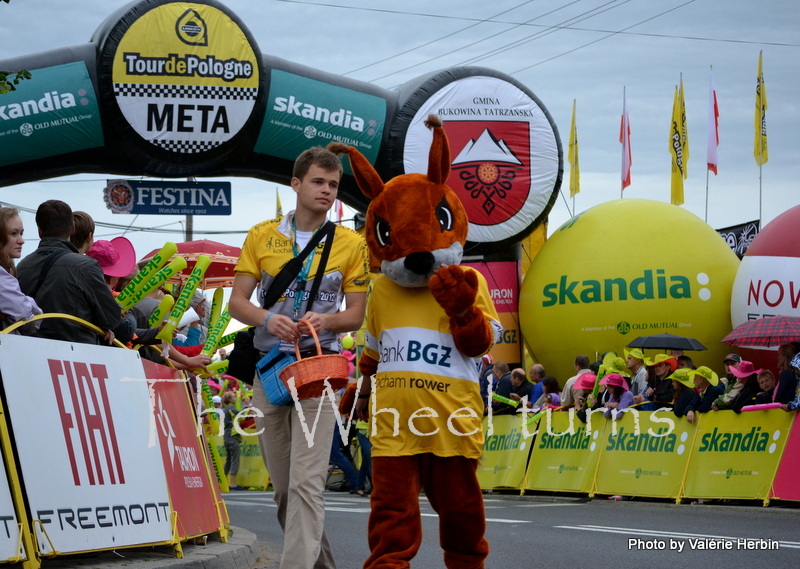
[104,180,231,215]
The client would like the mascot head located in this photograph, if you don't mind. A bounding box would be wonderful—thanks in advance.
[329,115,468,287]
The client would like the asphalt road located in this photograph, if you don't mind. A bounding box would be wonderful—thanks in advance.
[223,490,800,568]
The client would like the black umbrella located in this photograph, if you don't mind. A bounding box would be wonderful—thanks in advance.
[626,333,707,351]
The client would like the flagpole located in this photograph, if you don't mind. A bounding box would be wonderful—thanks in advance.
[704,168,709,223]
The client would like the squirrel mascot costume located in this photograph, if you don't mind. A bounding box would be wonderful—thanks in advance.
[329,115,501,569]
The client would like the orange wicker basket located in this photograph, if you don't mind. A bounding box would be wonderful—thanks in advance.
[279,319,349,399]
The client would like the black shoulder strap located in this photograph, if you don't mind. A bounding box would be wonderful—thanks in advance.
[29,248,70,299]
[305,223,336,313]
[261,221,335,310]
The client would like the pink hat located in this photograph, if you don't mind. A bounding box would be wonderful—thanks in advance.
[729,360,762,378]
[599,372,629,391]
[574,372,597,391]
[87,236,136,278]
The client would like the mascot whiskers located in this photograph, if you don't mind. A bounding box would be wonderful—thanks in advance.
[329,115,501,569]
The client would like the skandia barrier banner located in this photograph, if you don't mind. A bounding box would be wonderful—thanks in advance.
[684,409,793,500]
[770,412,800,501]
[214,432,270,489]
[0,0,561,256]
[465,261,521,364]
[0,457,23,562]
[0,334,172,554]
[525,411,602,494]
[477,414,532,489]
[520,199,740,382]
[143,360,223,539]
[594,411,696,499]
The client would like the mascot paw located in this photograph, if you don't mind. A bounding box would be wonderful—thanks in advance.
[429,265,478,317]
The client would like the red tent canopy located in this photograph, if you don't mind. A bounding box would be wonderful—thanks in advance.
[139,240,241,289]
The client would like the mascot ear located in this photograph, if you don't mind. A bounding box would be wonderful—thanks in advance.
[327,142,384,199]
[424,115,450,185]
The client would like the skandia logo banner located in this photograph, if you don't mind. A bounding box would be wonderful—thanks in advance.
[104,179,231,215]
[0,335,172,554]
[111,3,259,154]
[0,61,103,167]
[684,410,792,501]
[594,412,695,499]
[525,412,600,494]
[519,199,740,384]
[477,415,530,490]
[255,69,385,170]
[402,75,559,247]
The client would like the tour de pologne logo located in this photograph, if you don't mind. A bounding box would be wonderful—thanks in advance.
[444,121,531,226]
[176,8,208,46]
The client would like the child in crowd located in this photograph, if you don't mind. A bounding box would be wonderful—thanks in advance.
[755,370,777,404]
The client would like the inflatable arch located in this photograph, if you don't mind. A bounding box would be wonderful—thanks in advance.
[0,0,562,254]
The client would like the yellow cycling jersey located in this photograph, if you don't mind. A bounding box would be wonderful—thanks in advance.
[235,212,370,353]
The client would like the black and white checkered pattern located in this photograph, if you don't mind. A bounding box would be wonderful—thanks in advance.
[150,139,222,153]
[114,83,258,100]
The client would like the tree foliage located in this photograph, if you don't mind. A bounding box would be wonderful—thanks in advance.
[1,0,31,95]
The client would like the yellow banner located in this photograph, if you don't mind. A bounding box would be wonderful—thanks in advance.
[477,415,532,489]
[594,411,696,499]
[214,430,270,490]
[525,411,601,494]
[669,85,685,206]
[684,409,792,500]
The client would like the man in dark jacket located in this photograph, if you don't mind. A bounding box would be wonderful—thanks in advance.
[17,200,121,345]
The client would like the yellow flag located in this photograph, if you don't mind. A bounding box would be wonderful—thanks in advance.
[568,100,580,198]
[754,51,768,166]
[276,189,283,216]
[669,85,685,206]
[680,77,689,179]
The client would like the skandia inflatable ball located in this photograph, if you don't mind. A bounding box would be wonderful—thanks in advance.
[730,204,800,373]
[520,199,739,382]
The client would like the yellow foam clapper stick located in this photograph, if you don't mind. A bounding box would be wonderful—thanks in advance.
[200,380,229,493]
[148,294,175,328]
[208,287,224,332]
[117,256,188,311]
[156,255,212,342]
[116,242,178,307]
[216,331,239,348]
[202,308,232,357]
[491,392,519,408]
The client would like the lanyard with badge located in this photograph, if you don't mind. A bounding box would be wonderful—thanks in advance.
[290,215,318,320]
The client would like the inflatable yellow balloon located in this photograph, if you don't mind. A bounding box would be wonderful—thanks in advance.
[520,199,740,382]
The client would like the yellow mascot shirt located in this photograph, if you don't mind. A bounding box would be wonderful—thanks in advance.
[363,269,500,459]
